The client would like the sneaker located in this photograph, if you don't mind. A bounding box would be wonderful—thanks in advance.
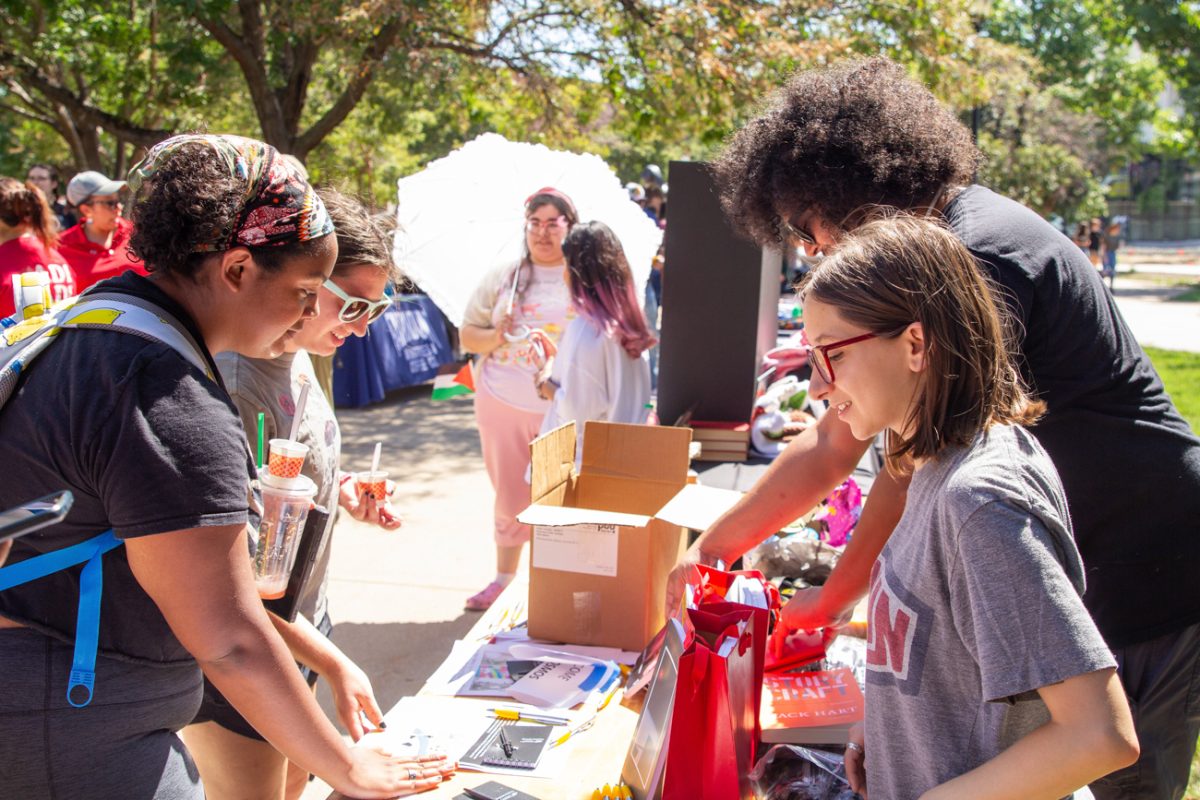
[465,580,506,611]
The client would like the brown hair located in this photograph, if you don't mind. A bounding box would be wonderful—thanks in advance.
[317,187,401,284]
[0,177,59,249]
[562,221,656,358]
[713,57,981,246]
[798,214,1042,472]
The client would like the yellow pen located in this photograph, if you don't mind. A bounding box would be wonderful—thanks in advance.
[490,707,571,725]
[549,714,598,748]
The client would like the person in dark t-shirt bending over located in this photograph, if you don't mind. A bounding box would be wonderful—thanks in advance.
[0,135,452,799]
[666,57,1200,800]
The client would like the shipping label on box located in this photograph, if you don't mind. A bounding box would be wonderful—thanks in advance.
[532,523,619,577]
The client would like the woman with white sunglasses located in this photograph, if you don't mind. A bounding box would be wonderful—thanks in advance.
[459,187,578,611]
[187,188,411,800]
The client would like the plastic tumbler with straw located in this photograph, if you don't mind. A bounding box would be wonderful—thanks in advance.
[253,383,315,599]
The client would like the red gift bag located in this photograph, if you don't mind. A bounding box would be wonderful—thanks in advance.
[696,563,777,734]
[692,563,831,673]
[661,605,760,800]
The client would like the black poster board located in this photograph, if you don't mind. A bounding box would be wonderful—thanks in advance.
[656,161,780,427]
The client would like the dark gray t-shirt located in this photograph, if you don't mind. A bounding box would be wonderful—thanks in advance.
[0,272,254,666]
[864,425,1115,800]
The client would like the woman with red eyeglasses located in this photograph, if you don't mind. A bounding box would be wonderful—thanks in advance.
[58,170,148,292]
[459,188,579,611]
[799,215,1137,800]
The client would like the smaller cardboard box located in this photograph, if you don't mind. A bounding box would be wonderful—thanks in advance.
[517,421,742,652]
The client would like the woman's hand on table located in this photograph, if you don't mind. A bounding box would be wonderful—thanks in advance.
[326,653,386,742]
[845,722,867,798]
[340,477,404,530]
[336,750,455,798]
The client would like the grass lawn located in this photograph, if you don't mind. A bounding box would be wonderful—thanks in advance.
[1143,347,1200,798]
[1145,347,1200,432]
[1172,284,1200,303]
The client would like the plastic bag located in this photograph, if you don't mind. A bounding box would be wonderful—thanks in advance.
[743,531,841,584]
[751,744,861,800]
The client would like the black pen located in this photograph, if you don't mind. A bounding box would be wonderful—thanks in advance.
[498,726,514,758]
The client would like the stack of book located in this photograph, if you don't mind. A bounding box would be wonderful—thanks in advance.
[760,667,864,745]
[688,421,751,462]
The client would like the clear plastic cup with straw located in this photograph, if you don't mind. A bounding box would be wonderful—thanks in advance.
[254,469,316,599]
[253,382,315,599]
[356,441,388,501]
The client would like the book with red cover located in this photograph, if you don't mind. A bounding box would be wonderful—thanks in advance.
[688,420,751,442]
[760,667,864,744]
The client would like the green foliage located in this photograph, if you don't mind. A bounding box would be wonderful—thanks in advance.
[1,0,1194,211]
[984,0,1198,163]
[978,132,1108,221]
[0,0,230,172]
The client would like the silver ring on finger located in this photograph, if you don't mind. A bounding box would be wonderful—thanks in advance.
[408,770,418,780]
[846,741,864,753]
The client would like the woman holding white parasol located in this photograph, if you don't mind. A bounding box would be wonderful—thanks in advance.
[459,188,578,611]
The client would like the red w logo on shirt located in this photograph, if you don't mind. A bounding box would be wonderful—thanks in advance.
[866,557,919,682]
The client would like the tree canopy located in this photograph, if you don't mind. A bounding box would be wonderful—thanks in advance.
[2,0,1195,218]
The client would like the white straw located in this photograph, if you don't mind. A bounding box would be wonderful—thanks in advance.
[288,380,311,441]
[370,441,382,475]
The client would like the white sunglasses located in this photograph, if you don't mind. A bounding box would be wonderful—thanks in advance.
[323,280,391,323]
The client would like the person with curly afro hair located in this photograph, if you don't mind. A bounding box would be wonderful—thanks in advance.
[671,56,1200,800]
[713,57,980,251]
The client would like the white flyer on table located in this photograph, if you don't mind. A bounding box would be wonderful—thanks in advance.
[532,523,618,577]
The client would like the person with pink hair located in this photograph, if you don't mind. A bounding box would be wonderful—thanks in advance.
[530,220,655,464]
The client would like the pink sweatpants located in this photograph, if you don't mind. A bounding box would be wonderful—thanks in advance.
[474,383,545,547]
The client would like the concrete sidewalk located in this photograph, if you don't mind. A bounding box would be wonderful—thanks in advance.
[1110,278,1200,354]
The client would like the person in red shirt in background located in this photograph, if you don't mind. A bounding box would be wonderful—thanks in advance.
[0,177,77,318]
[59,170,147,292]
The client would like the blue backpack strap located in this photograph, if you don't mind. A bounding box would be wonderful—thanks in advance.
[0,530,123,707]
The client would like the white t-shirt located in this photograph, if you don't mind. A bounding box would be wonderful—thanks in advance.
[539,316,651,465]
[464,261,574,412]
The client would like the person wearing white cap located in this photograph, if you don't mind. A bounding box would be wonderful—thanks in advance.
[59,169,147,291]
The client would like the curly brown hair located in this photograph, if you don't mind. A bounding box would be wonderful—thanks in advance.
[128,143,326,279]
[713,57,981,246]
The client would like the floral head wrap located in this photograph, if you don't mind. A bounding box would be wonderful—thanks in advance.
[128,133,333,253]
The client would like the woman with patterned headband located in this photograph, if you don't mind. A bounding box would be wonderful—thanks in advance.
[0,134,452,799]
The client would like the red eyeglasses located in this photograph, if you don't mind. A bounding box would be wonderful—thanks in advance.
[803,332,878,384]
